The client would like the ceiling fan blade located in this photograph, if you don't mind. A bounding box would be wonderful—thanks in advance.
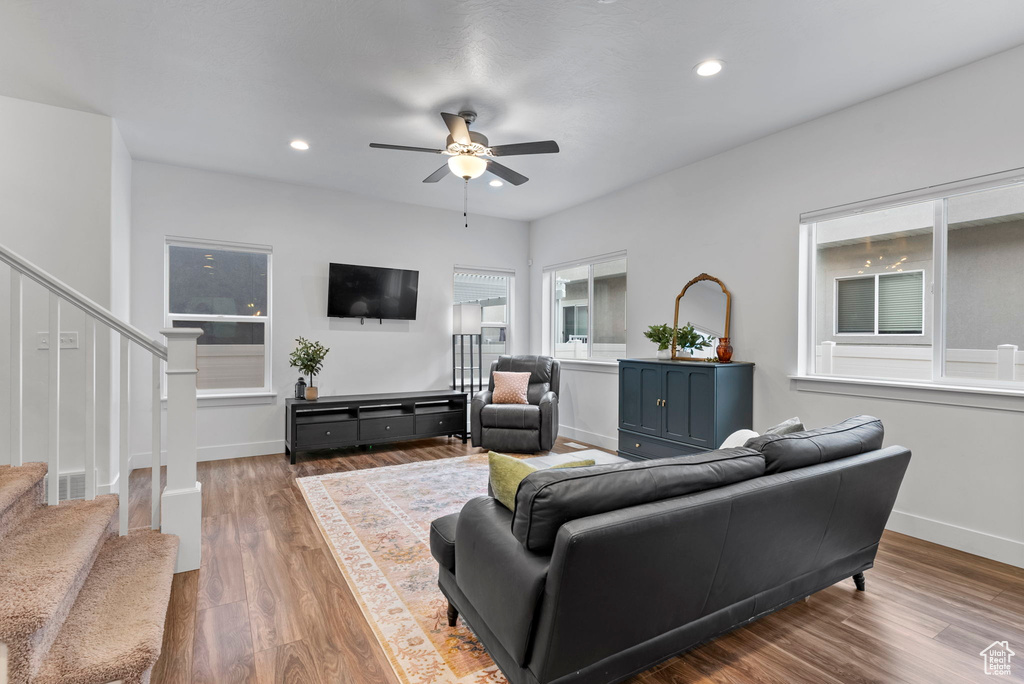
[370,143,444,154]
[487,160,529,186]
[422,164,450,183]
[488,140,560,157]
[441,112,471,145]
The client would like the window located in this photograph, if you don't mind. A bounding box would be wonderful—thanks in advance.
[548,254,626,360]
[835,271,924,335]
[801,171,1024,387]
[166,238,272,393]
[453,268,513,374]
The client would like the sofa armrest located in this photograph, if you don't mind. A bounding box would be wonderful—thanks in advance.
[455,496,550,666]
[471,390,492,447]
[538,391,558,451]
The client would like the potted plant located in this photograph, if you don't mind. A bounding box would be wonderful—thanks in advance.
[676,323,715,358]
[289,337,329,400]
[644,323,715,360]
[644,324,677,360]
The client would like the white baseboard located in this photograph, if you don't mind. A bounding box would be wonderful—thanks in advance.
[130,439,284,469]
[558,424,617,451]
[887,509,1024,569]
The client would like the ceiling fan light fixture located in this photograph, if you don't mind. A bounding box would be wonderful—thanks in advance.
[447,154,487,180]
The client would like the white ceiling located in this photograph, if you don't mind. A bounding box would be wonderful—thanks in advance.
[3,1,1024,221]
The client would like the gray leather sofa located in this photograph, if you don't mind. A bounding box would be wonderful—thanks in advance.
[430,416,910,684]
[472,355,560,453]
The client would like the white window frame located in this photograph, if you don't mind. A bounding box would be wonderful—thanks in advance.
[545,251,627,362]
[453,265,514,354]
[796,166,1024,405]
[164,236,273,398]
[833,270,926,337]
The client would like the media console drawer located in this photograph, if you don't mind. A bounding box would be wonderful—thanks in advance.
[361,415,415,441]
[296,420,357,447]
[416,411,464,436]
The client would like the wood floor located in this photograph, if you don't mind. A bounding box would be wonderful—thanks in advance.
[133,437,1024,684]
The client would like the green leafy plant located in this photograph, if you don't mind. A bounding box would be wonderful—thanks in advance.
[676,323,715,352]
[644,323,715,353]
[644,324,677,351]
[289,337,329,386]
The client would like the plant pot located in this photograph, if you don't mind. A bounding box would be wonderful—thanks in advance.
[305,386,319,401]
[656,348,671,360]
[716,337,734,363]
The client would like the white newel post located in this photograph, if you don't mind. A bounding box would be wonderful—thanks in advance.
[997,344,1018,382]
[160,328,203,573]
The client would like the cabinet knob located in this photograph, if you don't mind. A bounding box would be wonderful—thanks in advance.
[326,431,331,436]
[439,420,444,425]
[385,425,391,431]
[635,443,641,448]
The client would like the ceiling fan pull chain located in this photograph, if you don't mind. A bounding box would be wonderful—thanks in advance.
[464,178,469,229]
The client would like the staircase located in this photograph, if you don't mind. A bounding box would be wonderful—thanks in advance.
[0,464,178,683]
[1,244,203,683]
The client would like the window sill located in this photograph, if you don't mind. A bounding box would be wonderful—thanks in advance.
[790,374,1024,413]
[557,359,619,374]
[162,392,278,408]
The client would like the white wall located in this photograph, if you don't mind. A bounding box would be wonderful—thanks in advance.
[0,95,124,487]
[129,162,530,463]
[529,45,1024,567]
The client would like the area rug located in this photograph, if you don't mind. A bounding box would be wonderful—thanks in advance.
[296,454,507,684]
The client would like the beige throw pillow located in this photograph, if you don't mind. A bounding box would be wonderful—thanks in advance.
[492,371,531,404]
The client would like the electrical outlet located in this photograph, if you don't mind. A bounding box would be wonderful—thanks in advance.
[36,332,79,350]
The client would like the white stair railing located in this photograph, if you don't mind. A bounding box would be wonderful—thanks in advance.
[1,244,201,572]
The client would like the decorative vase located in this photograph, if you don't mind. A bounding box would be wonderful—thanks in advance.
[656,348,671,360]
[305,386,319,401]
[716,337,734,363]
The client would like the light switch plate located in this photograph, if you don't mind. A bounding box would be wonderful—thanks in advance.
[36,332,79,350]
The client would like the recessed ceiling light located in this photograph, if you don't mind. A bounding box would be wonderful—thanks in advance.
[290,139,310,151]
[695,60,723,77]
[489,179,503,187]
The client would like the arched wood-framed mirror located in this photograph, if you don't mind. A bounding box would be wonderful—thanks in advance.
[671,273,732,362]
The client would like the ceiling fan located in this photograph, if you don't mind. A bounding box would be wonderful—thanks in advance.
[369,111,559,186]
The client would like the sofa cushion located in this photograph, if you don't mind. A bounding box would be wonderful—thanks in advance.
[481,404,541,429]
[429,512,460,572]
[489,452,597,510]
[492,371,531,404]
[764,416,804,436]
[512,447,765,554]
[744,415,883,474]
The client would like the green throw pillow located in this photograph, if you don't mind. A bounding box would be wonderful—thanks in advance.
[488,451,596,511]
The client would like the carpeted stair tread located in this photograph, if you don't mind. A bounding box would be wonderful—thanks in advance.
[0,494,117,683]
[0,462,48,542]
[35,529,179,684]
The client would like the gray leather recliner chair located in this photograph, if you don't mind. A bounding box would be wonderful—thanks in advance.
[472,355,560,453]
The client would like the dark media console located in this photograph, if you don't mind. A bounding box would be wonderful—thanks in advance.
[284,390,468,464]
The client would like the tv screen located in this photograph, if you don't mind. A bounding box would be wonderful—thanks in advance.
[328,263,419,320]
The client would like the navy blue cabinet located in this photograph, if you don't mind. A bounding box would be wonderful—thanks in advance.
[618,359,753,460]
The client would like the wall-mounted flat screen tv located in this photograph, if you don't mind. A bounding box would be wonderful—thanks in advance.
[327,263,419,320]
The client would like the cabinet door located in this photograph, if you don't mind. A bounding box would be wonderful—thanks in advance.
[619,363,662,436]
[663,367,715,448]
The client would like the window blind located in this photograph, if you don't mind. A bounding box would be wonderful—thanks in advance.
[878,272,923,334]
[836,277,875,333]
